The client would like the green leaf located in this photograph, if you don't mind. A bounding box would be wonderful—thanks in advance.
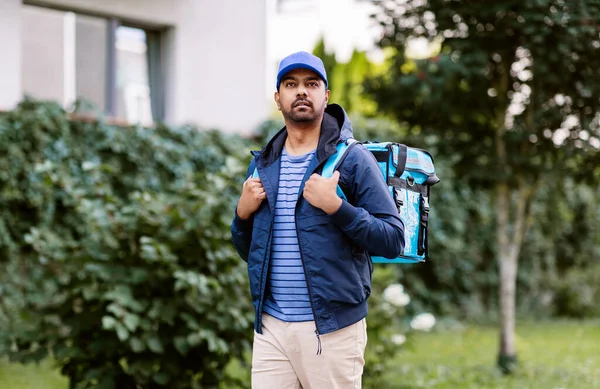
[153,372,170,385]
[104,285,145,312]
[123,313,141,332]
[97,375,116,389]
[115,322,129,341]
[81,284,100,300]
[102,316,118,330]
[173,336,190,355]
[129,337,146,353]
[147,336,164,354]
[83,367,104,381]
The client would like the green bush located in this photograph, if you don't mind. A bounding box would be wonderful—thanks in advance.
[0,100,255,388]
[363,266,413,388]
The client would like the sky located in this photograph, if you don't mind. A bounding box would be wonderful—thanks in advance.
[267,0,383,63]
[265,0,383,98]
[265,0,432,100]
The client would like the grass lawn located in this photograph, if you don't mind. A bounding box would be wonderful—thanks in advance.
[0,358,67,389]
[0,319,598,388]
[383,319,600,389]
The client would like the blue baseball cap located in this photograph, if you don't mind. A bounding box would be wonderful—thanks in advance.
[276,51,328,89]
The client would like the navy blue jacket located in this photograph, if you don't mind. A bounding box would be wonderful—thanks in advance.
[231,104,405,335]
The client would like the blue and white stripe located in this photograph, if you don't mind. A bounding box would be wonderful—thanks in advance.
[263,148,315,322]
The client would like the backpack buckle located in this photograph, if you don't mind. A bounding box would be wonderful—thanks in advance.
[394,188,403,208]
[421,197,430,214]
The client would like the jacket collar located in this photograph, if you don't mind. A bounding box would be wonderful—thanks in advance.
[256,111,342,167]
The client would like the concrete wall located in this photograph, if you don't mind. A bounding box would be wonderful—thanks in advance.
[1,0,268,134]
[21,5,67,103]
[0,0,22,111]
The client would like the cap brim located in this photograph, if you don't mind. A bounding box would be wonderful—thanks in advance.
[277,63,327,88]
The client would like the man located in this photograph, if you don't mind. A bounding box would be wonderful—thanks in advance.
[231,51,405,388]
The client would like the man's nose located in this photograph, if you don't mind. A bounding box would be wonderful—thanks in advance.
[296,86,307,97]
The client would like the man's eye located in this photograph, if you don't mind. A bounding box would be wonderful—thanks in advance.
[309,82,319,87]
[285,82,295,87]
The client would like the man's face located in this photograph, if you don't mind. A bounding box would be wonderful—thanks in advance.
[274,68,330,124]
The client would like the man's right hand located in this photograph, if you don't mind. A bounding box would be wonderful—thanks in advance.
[236,177,266,220]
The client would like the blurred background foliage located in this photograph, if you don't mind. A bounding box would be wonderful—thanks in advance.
[0,100,255,388]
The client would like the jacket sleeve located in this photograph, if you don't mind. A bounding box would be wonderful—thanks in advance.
[329,144,405,258]
[230,159,256,262]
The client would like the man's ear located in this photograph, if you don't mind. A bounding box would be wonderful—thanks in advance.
[274,92,281,110]
[326,89,331,103]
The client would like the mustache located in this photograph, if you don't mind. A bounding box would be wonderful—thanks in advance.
[293,99,312,108]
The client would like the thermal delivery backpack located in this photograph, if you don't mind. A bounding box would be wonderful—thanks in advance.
[253,139,439,264]
[322,139,440,264]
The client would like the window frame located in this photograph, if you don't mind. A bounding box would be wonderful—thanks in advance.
[23,0,167,122]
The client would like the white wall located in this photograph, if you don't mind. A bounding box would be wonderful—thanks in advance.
[168,0,268,134]
[21,5,67,103]
[24,0,184,26]
[0,0,22,111]
[3,0,268,134]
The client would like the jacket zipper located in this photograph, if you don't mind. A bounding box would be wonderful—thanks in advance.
[294,216,322,355]
[259,148,337,351]
[295,156,333,355]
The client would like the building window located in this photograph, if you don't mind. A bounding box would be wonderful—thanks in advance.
[114,26,154,125]
[21,4,164,124]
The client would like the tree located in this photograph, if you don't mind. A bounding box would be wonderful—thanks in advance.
[330,49,382,115]
[312,37,338,86]
[313,39,387,116]
[367,0,600,373]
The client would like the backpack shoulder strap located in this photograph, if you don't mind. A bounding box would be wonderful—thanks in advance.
[322,139,360,201]
[250,156,259,178]
[395,143,408,178]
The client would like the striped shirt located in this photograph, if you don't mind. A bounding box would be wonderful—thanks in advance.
[263,148,315,322]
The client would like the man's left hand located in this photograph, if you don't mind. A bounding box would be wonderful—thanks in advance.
[303,171,343,215]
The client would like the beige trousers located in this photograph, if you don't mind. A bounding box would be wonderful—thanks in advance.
[251,313,367,389]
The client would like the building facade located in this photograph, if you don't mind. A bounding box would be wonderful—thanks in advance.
[0,0,268,134]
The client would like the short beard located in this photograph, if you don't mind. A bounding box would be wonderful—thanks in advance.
[282,99,327,124]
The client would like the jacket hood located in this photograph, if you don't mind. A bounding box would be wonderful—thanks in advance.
[324,103,354,141]
[255,103,354,166]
